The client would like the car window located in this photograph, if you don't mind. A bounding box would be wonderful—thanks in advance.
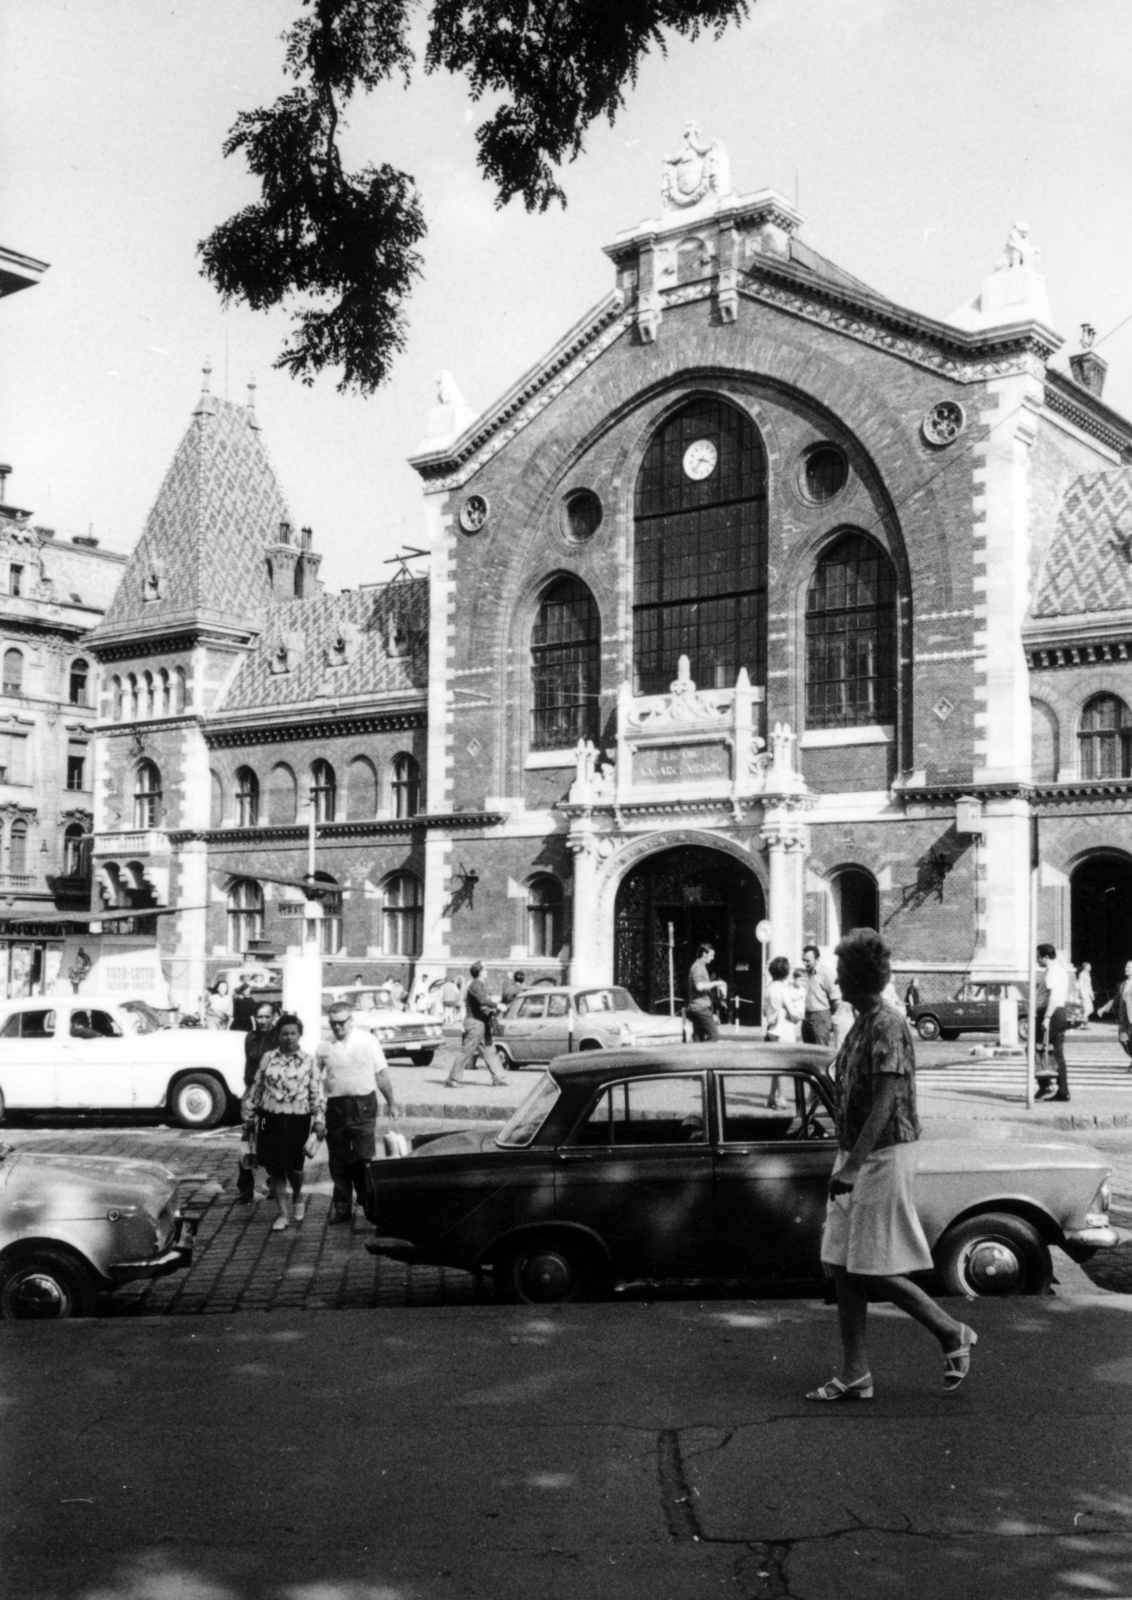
[88,1010,123,1038]
[717,1072,834,1142]
[517,995,547,1019]
[495,1073,561,1147]
[0,1009,56,1039]
[574,1075,706,1147]
[547,994,569,1018]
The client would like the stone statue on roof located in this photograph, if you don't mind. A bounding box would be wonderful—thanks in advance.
[997,222,1039,272]
[662,122,731,210]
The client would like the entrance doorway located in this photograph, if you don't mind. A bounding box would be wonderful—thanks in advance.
[828,867,880,944]
[614,845,765,1026]
[1070,853,1132,1012]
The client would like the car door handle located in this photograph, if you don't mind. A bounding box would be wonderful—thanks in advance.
[556,1150,596,1162]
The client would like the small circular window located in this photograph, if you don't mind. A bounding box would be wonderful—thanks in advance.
[800,444,849,504]
[562,489,603,544]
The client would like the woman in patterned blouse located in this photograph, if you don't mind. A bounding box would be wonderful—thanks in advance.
[243,1013,326,1232]
[806,929,977,1402]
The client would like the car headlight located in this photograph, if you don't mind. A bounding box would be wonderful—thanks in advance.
[619,1024,633,1046]
[1086,1181,1112,1227]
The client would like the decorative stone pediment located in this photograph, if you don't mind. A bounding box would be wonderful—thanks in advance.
[324,620,361,668]
[269,629,305,675]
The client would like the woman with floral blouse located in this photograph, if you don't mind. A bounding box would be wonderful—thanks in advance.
[242,1013,326,1232]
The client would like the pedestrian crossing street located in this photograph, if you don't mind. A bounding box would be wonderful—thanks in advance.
[918,1057,1132,1094]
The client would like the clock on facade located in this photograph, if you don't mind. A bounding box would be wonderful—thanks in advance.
[682,438,718,480]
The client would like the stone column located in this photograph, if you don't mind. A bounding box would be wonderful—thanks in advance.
[760,806,808,963]
[171,837,208,1013]
[567,831,601,986]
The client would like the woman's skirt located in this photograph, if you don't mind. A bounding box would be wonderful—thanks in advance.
[820,1143,933,1277]
[256,1111,312,1177]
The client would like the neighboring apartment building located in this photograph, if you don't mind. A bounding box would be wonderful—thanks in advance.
[86,136,1132,1014]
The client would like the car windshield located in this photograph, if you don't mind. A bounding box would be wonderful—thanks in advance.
[576,988,639,1016]
[495,1073,561,1148]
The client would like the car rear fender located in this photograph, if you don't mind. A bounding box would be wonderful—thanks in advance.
[474,1221,613,1274]
[930,1196,1066,1250]
[0,1234,109,1286]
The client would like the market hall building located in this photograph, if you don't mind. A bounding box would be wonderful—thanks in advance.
[88,133,1132,1016]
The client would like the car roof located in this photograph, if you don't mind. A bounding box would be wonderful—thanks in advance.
[547,1041,832,1084]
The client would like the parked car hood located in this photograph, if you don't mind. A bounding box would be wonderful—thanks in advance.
[0,1148,179,1217]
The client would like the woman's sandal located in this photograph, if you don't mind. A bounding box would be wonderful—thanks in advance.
[805,1374,874,1402]
[943,1326,978,1391]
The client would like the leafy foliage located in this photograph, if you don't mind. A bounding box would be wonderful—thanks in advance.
[199,0,749,394]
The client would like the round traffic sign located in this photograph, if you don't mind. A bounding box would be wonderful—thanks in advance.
[755,919,772,944]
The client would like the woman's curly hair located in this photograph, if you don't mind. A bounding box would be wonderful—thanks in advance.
[834,927,891,996]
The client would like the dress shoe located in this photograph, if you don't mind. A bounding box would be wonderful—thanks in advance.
[327,1211,353,1225]
[1052,1092,1071,1102]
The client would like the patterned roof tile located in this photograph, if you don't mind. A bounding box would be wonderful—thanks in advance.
[1032,469,1132,618]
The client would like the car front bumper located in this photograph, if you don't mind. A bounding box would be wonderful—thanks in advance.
[110,1215,196,1283]
[1063,1223,1130,1251]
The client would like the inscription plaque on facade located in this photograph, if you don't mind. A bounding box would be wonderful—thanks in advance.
[635,742,731,784]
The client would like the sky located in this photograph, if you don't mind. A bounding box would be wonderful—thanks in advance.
[3,0,1132,589]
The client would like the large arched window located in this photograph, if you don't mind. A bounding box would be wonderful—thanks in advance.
[111,675,124,722]
[69,658,89,707]
[530,577,600,750]
[1079,694,1132,779]
[311,760,337,822]
[346,756,378,820]
[382,873,422,956]
[235,767,260,827]
[527,875,564,958]
[828,866,879,946]
[390,752,421,817]
[158,668,171,716]
[2,648,23,696]
[633,398,767,695]
[268,762,298,824]
[63,823,89,878]
[133,761,162,829]
[141,671,154,719]
[227,879,264,954]
[806,532,897,729]
[127,673,139,719]
[8,819,28,876]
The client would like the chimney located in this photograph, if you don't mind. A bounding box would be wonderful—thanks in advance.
[0,466,10,503]
[1069,323,1107,397]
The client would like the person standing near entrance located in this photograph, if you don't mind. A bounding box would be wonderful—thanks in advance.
[686,943,727,1042]
[319,1001,397,1225]
[801,944,840,1047]
[445,962,507,1085]
[1098,959,1132,1062]
[1035,942,1070,1101]
[1075,962,1095,1025]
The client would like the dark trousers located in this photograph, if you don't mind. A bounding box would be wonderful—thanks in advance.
[1037,1007,1069,1097]
[326,1092,378,1216]
[686,1004,720,1042]
[448,1019,504,1083]
[236,1154,255,1199]
[803,1010,833,1047]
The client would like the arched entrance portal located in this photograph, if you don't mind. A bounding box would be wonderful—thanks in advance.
[1070,854,1132,1011]
[829,867,880,945]
[614,845,765,1023]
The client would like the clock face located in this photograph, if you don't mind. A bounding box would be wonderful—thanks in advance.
[682,438,718,481]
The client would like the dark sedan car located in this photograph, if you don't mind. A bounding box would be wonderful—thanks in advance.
[909,982,1032,1042]
[365,1043,1119,1303]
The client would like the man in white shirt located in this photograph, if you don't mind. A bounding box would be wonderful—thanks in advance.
[1035,942,1070,1102]
[318,1001,397,1223]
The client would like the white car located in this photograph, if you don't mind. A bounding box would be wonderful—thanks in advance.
[322,987,445,1065]
[493,985,686,1068]
[0,996,245,1128]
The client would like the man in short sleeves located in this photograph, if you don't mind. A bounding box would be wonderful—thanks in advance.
[319,1003,397,1223]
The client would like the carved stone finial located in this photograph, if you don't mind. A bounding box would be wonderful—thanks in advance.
[995,222,1039,272]
[1081,323,1096,352]
[201,357,212,393]
[669,655,695,696]
[246,374,257,411]
[661,122,731,211]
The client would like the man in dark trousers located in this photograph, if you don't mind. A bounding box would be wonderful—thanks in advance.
[445,962,507,1085]
[319,1001,397,1223]
[686,943,726,1042]
[236,999,279,1203]
[1035,942,1070,1101]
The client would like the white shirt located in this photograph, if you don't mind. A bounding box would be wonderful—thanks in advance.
[318,1027,389,1098]
[1039,959,1069,1012]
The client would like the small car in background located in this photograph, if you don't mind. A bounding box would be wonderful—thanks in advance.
[909,981,1032,1042]
[0,996,244,1128]
[493,985,685,1068]
[321,986,444,1065]
[0,1142,195,1318]
[365,1042,1121,1303]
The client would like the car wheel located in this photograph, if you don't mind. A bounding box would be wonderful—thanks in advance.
[916,1015,942,1041]
[169,1072,226,1130]
[0,1250,98,1319]
[577,1040,601,1052]
[494,1045,517,1072]
[935,1212,1052,1297]
[408,1050,435,1067]
[1018,1015,1029,1043]
[493,1237,608,1305]
[940,1029,960,1042]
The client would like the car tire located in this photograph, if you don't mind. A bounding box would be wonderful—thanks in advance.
[494,1046,516,1072]
[492,1236,609,1305]
[1018,1016,1029,1043]
[408,1050,435,1067]
[940,1029,960,1042]
[168,1072,227,1130]
[0,1249,98,1319]
[577,1040,601,1052]
[934,1212,1052,1297]
[916,1015,942,1041]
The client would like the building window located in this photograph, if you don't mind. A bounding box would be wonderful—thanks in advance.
[805,532,897,729]
[63,823,89,878]
[69,659,89,707]
[127,673,139,718]
[111,675,123,722]
[828,866,879,945]
[320,890,344,956]
[227,878,264,954]
[310,760,337,823]
[66,754,86,792]
[9,819,28,876]
[346,756,378,821]
[530,577,600,750]
[235,767,260,827]
[1079,694,1132,779]
[133,761,162,829]
[9,565,23,598]
[141,671,155,719]
[382,873,422,957]
[2,649,23,696]
[158,668,170,716]
[268,763,297,824]
[527,875,564,957]
[633,398,768,695]
[173,668,188,713]
[390,752,420,818]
